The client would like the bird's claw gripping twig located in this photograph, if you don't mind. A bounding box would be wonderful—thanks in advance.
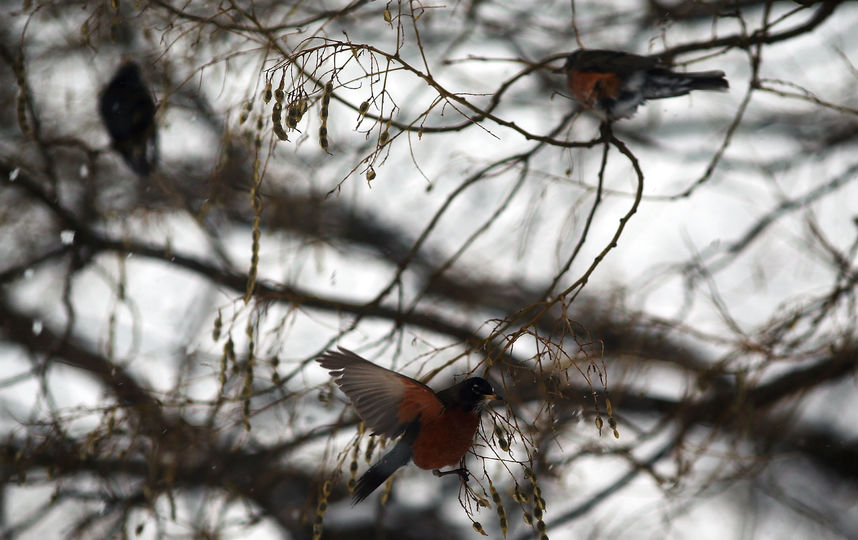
[433,467,470,482]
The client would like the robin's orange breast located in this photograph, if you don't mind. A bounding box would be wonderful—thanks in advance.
[411,408,480,470]
[567,71,623,108]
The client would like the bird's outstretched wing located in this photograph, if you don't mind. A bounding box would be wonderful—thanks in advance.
[317,347,443,438]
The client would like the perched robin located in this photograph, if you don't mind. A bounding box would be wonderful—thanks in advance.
[564,48,728,121]
[317,347,502,503]
[98,61,158,176]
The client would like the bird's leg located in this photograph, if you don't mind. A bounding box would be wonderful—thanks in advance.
[433,468,470,482]
[600,120,613,141]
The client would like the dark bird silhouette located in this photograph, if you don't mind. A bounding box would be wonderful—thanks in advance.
[99,61,158,176]
[317,347,502,503]
[564,48,728,121]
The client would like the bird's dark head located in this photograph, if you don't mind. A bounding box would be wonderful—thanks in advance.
[564,49,585,71]
[118,60,141,76]
[110,61,145,90]
[442,377,502,412]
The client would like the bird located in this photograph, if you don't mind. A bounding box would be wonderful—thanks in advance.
[563,48,728,121]
[98,61,158,176]
[316,347,502,503]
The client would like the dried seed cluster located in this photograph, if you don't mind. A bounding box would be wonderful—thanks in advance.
[312,480,331,540]
[319,80,333,151]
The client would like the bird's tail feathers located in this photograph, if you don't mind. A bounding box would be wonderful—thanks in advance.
[117,131,158,177]
[682,70,729,91]
[352,437,412,504]
[644,69,728,99]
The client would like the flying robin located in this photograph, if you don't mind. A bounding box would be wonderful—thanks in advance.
[317,347,502,503]
[563,48,728,121]
[99,61,158,176]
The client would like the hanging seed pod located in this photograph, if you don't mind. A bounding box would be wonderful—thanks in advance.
[513,484,524,503]
[263,81,272,103]
[358,101,369,115]
[320,90,330,120]
[274,124,289,141]
[312,486,328,540]
[489,480,508,537]
[218,345,229,388]
[242,399,251,431]
[499,436,510,451]
[364,436,376,463]
[286,106,299,129]
[490,481,501,505]
[380,477,393,505]
[320,82,332,122]
[225,337,236,365]
[16,92,29,135]
[272,103,288,141]
[286,96,307,129]
[275,74,285,103]
[212,309,222,341]
[239,101,253,124]
[498,514,508,538]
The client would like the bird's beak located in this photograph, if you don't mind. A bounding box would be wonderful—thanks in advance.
[485,392,504,403]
